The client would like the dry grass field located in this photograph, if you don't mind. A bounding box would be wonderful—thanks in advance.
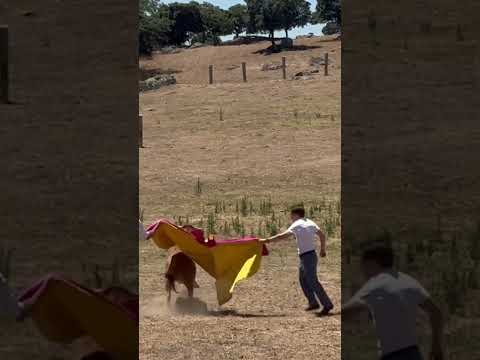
[139,36,341,360]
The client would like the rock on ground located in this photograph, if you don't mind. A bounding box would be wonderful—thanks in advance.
[280,38,293,48]
[310,56,332,67]
[139,74,176,92]
[262,63,283,71]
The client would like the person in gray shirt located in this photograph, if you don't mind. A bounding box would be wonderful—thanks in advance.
[340,244,444,360]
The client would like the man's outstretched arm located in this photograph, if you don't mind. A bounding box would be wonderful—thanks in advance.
[259,230,293,244]
[420,298,444,360]
[339,298,369,319]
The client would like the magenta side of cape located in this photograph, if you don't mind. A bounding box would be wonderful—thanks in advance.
[147,219,269,255]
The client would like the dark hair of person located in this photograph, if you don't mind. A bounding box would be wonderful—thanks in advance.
[361,244,394,268]
[290,207,305,218]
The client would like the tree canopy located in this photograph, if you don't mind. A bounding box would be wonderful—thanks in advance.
[167,2,204,45]
[199,3,233,45]
[139,1,233,53]
[276,0,311,38]
[138,0,339,54]
[139,0,172,54]
[246,0,311,45]
[228,4,248,38]
[313,0,341,25]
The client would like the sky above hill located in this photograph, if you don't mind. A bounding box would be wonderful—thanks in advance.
[162,0,318,11]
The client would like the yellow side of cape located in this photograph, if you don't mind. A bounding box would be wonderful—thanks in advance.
[150,222,264,305]
[27,279,137,360]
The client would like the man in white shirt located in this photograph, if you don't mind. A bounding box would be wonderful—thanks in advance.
[260,207,334,315]
[341,244,444,360]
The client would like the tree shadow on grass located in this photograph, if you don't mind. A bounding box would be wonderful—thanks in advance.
[139,67,182,81]
[209,309,287,318]
[253,44,323,56]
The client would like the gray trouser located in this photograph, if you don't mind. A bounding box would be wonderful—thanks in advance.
[381,346,423,360]
[299,250,333,308]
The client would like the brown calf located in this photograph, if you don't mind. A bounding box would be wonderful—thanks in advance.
[165,247,199,303]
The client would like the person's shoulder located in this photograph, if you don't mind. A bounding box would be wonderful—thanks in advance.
[305,218,319,227]
[289,219,303,228]
[398,272,428,291]
[367,272,390,286]
[398,272,421,285]
[397,272,431,303]
[353,274,387,299]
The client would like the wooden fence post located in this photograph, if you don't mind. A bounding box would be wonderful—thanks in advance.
[209,65,213,84]
[282,57,286,79]
[242,62,247,82]
[139,113,143,148]
[0,26,8,104]
[324,53,329,76]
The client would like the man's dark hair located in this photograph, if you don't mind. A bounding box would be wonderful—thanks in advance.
[291,207,305,218]
[361,244,394,268]
[80,351,114,360]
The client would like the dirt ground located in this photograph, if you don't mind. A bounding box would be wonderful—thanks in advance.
[139,36,341,360]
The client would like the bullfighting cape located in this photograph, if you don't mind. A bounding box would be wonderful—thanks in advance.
[18,275,138,360]
[146,219,268,305]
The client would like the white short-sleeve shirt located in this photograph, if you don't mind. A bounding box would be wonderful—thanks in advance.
[287,218,320,255]
[349,271,430,356]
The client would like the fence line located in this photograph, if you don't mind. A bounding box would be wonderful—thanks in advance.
[209,65,214,84]
[207,55,332,84]
[324,52,329,76]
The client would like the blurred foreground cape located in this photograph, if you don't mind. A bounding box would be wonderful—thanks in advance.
[146,219,268,305]
[18,275,138,360]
